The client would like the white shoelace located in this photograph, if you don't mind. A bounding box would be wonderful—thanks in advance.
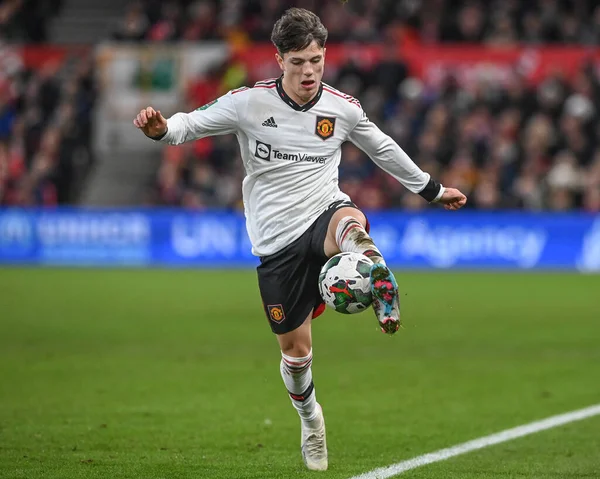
[304,431,326,457]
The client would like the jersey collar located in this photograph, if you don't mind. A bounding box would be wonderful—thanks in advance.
[276,76,323,112]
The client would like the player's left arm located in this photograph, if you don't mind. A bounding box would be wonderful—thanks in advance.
[347,111,467,210]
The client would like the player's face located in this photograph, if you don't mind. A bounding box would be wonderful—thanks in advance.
[276,41,325,105]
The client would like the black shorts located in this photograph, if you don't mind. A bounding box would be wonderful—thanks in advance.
[257,200,362,335]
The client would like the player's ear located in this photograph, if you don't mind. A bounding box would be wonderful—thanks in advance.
[275,52,285,72]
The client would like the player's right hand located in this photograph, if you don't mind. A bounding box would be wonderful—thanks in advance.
[133,107,167,138]
[439,187,468,211]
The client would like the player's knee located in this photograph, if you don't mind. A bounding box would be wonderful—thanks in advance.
[351,209,367,228]
[280,341,311,358]
[279,332,311,358]
[276,314,312,357]
[331,207,367,231]
[324,208,368,257]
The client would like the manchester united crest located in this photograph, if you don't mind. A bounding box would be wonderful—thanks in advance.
[268,304,285,323]
[315,116,336,140]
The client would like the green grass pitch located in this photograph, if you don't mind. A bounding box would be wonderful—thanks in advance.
[0,268,599,479]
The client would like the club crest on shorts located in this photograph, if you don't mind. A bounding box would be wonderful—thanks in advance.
[315,116,336,140]
[267,304,285,323]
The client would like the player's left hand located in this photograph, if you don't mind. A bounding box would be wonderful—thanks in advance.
[438,188,467,211]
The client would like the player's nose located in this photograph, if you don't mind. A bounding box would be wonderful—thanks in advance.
[302,63,314,76]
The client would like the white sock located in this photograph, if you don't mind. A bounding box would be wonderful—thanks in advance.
[335,216,386,265]
[280,350,318,423]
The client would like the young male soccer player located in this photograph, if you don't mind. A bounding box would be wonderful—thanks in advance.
[134,7,467,471]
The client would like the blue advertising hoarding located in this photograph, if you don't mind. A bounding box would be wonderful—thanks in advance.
[0,208,599,271]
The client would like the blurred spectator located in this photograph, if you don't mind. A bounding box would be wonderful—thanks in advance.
[0,0,62,43]
[113,1,149,42]
[441,2,486,42]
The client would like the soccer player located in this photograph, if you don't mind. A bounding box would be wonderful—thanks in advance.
[134,7,467,471]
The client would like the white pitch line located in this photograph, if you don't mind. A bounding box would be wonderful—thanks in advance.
[348,403,600,479]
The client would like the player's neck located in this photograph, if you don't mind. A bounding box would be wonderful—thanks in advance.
[281,78,320,106]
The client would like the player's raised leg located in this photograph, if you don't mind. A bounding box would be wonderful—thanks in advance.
[277,319,327,471]
[324,207,401,334]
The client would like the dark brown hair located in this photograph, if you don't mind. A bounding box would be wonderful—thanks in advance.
[271,8,328,55]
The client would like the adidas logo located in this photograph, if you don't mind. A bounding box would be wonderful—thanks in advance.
[262,117,278,128]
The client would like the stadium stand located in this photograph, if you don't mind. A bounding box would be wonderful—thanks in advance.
[110,1,600,45]
[149,53,600,211]
[1,0,600,211]
[0,45,96,205]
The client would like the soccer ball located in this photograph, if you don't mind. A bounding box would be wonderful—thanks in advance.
[318,252,374,314]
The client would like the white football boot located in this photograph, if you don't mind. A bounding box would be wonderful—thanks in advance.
[301,403,328,471]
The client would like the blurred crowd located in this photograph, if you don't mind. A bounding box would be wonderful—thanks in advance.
[336,59,600,211]
[113,0,600,212]
[2,0,600,211]
[112,0,600,45]
[0,49,96,206]
[153,51,600,212]
[0,0,62,42]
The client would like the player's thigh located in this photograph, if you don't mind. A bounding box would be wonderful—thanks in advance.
[256,239,323,341]
[323,206,368,257]
[276,316,312,357]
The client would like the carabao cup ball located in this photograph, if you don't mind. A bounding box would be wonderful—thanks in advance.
[318,252,374,314]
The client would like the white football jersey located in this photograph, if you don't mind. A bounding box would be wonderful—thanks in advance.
[156,77,441,257]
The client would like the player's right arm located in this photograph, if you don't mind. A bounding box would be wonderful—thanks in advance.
[133,91,239,145]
